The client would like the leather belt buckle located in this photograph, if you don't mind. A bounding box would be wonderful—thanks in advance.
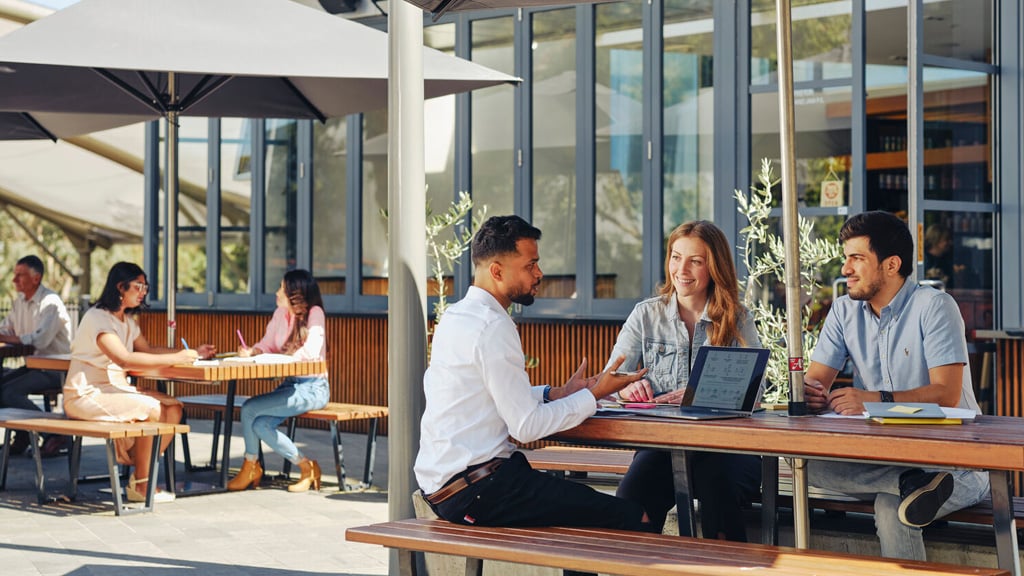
[425,458,504,506]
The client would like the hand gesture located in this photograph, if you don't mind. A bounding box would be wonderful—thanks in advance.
[178,348,199,363]
[618,379,654,402]
[653,387,686,405]
[590,356,647,400]
[828,386,869,416]
[196,344,217,360]
[238,346,255,358]
[804,377,830,414]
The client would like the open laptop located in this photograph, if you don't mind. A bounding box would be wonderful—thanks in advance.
[611,346,771,420]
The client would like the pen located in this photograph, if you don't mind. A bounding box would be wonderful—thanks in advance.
[236,329,248,349]
[181,337,190,350]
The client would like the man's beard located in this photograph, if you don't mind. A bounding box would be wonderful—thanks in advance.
[848,276,882,301]
[510,284,537,306]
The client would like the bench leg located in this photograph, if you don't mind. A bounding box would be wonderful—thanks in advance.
[669,449,696,537]
[396,549,423,576]
[362,417,379,488]
[0,428,11,490]
[164,436,177,492]
[464,557,483,576]
[989,469,1021,576]
[106,440,127,515]
[761,456,779,545]
[107,435,162,516]
[219,380,238,489]
[29,431,45,505]
[331,422,346,490]
[282,416,299,478]
[68,436,84,500]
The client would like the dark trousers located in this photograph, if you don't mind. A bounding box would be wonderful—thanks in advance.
[616,449,761,541]
[429,451,649,532]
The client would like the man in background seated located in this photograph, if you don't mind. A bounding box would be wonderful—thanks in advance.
[803,211,989,561]
[0,255,72,457]
[416,215,651,546]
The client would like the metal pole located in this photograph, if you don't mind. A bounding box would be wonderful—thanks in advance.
[908,0,923,268]
[775,0,810,548]
[166,72,178,348]
[387,2,427,574]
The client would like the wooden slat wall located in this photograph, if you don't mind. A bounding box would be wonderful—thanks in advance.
[995,339,1024,495]
[136,311,624,441]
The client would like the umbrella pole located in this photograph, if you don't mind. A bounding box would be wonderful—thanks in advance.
[166,72,178,350]
[775,0,810,548]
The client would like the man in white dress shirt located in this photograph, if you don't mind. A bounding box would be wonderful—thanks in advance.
[415,215,650,535]
[0,255,72,455]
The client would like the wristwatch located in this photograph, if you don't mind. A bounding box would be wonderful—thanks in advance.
[879,390,894,403]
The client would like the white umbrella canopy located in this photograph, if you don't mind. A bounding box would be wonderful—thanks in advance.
[0,0,516,345]
[0,111,149,140]
[0,0,516,120]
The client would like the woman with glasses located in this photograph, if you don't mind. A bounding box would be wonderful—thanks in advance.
[63,262,215,504]
[226,269,328,493]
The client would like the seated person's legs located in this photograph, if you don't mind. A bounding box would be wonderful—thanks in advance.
[615,449,675,532]
[691,452,761,542]
[432,452,649,532]
[1,369,62,455]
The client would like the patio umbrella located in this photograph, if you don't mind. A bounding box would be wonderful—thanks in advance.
[0,0,516,345]
[406,0,602,20]
[0,111,149,141]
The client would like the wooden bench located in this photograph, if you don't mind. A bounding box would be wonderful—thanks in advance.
[178,396,386,490]
[346,518,1008,576]
[523,446,633,479]
[0,407,188,515]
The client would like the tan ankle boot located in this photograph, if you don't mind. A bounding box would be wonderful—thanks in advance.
[288,458,321,492]
[227,459,263,491]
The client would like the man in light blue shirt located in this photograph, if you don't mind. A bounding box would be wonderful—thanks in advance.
[804,211,989,561]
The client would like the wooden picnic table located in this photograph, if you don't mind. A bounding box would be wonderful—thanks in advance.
[554,411,1024,575]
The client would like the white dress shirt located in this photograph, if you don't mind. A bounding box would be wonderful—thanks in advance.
[415,286,597,494]
[0,284,71,356]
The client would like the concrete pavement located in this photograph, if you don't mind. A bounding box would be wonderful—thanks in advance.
[0,419,391,576]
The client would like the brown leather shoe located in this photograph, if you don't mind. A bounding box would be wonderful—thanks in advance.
[39,435,70,458]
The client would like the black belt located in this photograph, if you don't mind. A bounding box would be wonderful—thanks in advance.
[425,458,505,505]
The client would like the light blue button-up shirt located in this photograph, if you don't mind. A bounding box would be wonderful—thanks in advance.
[811,276,980,412]
[604,295,761,396]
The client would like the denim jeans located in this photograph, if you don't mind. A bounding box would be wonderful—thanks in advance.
[808,460,990,560]
[240,375,329,464]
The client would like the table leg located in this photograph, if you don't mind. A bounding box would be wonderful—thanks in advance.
[790,457,810,549]
[761,456,779,545]
[363,417,380,487]
[670,449,696,537]
[219,380,238,489]
[989,469,1021,576]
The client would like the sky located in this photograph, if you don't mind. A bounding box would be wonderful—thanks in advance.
[29,0,78,9]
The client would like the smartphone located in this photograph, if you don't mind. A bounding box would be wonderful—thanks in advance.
[612,370,641,377]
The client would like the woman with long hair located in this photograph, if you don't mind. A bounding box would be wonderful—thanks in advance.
[64,262,215,503]
[227,269,329,493]
[605,220,763,540]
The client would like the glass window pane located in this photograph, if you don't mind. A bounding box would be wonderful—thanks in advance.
[924,0,992,63]
[750,86,853,209]
[532,8,577,299]
[425,23,458,299]
[922,68,991,203]
[923,210,992,338]
[751,0,853,86]
[176,117,208,295]
[264,119,298,293]
[664,0,715,237]
[361,109,388,296]
[219,118,252,294]
[313,118,348,296]
[471,17,515,218]
[595,1,643,300]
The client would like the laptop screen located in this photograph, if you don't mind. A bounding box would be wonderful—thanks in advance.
[685,346,770,411]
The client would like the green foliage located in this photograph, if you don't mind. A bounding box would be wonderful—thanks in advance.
[735,159,842,403]
[427,191,487,320]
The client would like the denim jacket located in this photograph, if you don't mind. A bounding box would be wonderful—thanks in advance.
[605,295,761,396]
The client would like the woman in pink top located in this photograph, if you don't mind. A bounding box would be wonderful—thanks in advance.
[227,269,329,493]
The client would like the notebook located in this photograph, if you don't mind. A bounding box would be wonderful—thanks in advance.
[608,346,771,421]
[863,402,966,424]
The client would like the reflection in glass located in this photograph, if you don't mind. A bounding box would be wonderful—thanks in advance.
[219,118,251,294]
[922,210,992,332]
[264,119,298,293]
[922,68,991,203]
[750,87,852,209]
[313,118,347,295]
[176,117,208,294]
[361,109,389,296]
[923,0,992,63]
[595,1,643,300]
[532,9,577,299]
[425,24,458,298]
[751,0,852,85]
[471,17,515,218]
[663,0,714,239]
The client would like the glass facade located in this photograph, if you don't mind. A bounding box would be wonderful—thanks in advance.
[142,0,1007,334]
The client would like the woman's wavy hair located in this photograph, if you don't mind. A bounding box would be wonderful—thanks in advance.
[281,269,324,354]
[656,221,747,347]
[95,262,149,314]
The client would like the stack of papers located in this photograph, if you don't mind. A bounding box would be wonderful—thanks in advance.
[222,353,297,365]
[863,402,976,424]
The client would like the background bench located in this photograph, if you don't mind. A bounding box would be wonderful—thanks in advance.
[178,396,386,490]
[522,446,633,481]
[346,518,1008,576]
[0,408,187,515]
